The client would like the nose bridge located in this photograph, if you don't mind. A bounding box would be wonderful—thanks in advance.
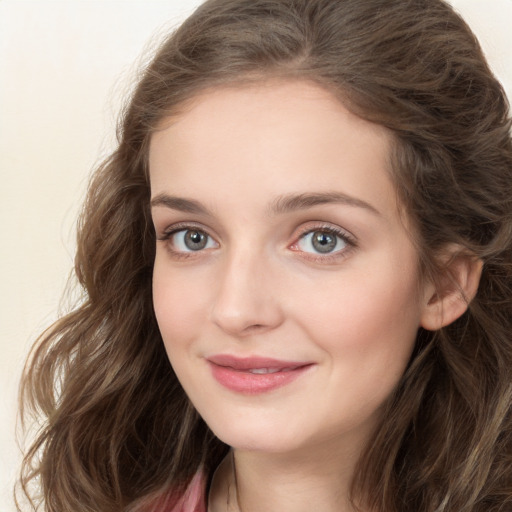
[210,242,283,336]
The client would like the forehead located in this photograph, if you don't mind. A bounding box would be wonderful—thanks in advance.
[149,80,398,221]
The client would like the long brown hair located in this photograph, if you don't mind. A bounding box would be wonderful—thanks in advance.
[18,0,512,510]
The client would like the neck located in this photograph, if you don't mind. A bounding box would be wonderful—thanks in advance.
[209,440,366,512]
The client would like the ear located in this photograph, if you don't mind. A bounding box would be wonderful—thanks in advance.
[420,247,483,331]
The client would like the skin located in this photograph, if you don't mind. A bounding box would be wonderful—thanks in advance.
[149,80,435,511]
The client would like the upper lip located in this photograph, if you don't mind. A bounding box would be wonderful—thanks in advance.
[207,354,312,371]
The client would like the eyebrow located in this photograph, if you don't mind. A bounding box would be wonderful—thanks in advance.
[150,191,380,217]
[269,192,380,216]
[150,194,212,215]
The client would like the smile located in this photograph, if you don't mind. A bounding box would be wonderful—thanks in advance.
[207,355,314,394]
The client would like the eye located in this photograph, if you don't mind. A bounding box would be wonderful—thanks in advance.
[168,228,217,252]
[296,229,349,255]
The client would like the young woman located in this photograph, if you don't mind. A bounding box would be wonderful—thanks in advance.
[18,0,512,511]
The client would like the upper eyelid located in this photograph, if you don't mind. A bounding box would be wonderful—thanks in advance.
[155,220,357,247]
[293,222,357,243]
[158,221,215,238]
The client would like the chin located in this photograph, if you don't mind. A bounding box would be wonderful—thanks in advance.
[215,430,304,454]
[202,413,313,454]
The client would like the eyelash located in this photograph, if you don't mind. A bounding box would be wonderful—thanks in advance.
[157,222,216,260]
[290,224,356,263]
[156,222,357,262]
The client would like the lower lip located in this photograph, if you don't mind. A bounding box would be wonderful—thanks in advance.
[208,362,312,394]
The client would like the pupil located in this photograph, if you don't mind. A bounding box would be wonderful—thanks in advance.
[185,230,207,250]
[312,231,336,253]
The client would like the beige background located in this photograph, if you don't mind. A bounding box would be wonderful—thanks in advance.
[1,1,511,510]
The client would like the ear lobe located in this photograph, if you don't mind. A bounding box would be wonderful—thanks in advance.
[420,250,483,331]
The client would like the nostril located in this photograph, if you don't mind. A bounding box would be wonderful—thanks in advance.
[244,323,266,333]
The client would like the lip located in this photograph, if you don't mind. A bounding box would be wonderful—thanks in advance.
[207,354,314,394]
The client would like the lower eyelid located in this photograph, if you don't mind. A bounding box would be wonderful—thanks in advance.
[158,224,354,260]
[174,229,217,250]
[288,226,356,262]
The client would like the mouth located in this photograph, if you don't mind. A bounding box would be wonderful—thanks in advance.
[207,354,314,394]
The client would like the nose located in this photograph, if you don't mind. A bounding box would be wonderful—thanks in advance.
[210,249,285,337]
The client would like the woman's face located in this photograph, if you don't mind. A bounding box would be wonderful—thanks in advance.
[150,81,431,456]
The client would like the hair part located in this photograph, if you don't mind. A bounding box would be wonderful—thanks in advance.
[19,1,512,511]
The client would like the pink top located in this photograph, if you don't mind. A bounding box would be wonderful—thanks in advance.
[163,471,207,512]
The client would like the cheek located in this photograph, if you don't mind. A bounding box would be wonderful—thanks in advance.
[152,258,207,348]
[296,270,421,428]
[296,261,422,369]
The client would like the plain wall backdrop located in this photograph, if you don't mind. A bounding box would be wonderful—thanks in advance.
[1,1,511,510]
